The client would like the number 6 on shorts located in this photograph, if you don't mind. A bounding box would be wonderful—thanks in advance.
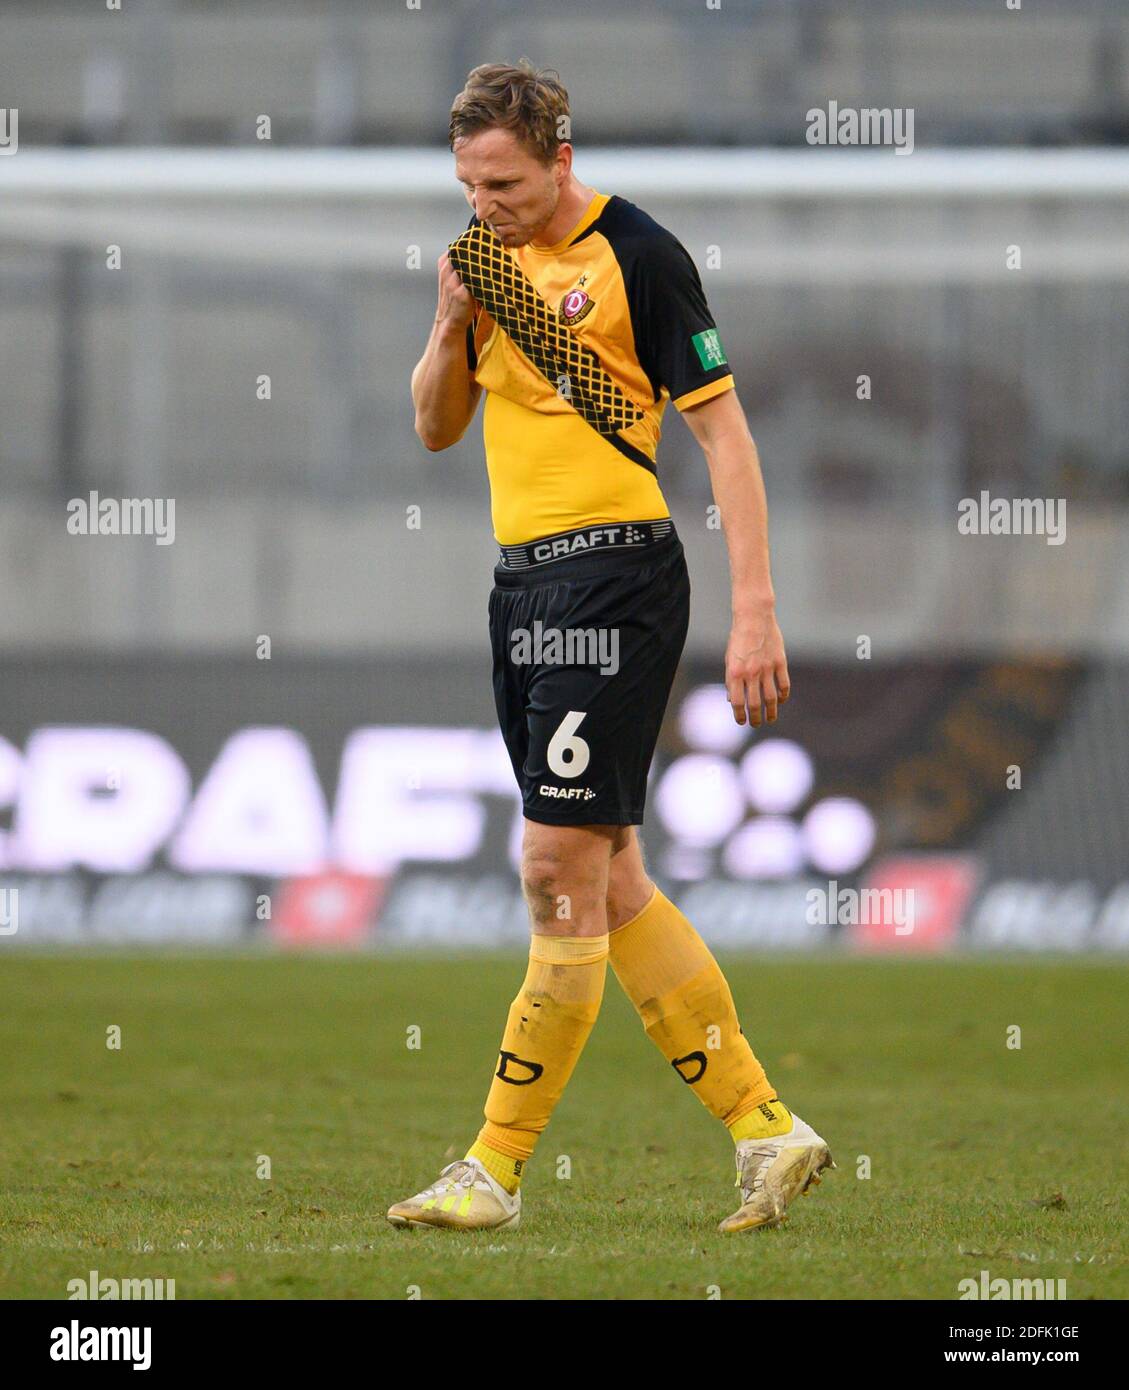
[546,710,590,778]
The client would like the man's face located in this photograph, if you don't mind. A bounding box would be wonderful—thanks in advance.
[453,127,565,248]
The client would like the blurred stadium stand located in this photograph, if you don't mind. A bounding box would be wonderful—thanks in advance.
[2,146,1128,654]
[3,0,1129,148]
[2,1,1128,951]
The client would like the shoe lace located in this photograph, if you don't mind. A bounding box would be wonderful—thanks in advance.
[426,1159,481,1197]
[737,1146,778,1199]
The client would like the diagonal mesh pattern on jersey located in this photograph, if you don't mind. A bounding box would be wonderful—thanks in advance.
[449,222,645,437]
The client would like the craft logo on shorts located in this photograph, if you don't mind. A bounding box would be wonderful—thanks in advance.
[539,785,596,801]
[559,287,595,326]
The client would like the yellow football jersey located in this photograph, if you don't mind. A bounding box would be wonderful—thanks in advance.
[452,191,735,546]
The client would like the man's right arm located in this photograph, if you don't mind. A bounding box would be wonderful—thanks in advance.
[411,252,483,451]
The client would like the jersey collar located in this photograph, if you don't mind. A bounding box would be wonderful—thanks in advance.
[526,191,610,255]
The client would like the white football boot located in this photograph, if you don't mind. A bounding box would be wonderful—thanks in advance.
[386,1157,521,1231]
[718,1112,834,1234]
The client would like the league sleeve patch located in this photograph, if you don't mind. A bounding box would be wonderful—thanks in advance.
[691,327,727,371]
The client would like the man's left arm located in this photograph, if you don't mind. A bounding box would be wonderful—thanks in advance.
[681,388,790,728]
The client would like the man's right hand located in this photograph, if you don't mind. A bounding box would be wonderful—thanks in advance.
[436,252,476,331]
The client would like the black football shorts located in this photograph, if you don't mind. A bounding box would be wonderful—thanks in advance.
[489,518,691,826]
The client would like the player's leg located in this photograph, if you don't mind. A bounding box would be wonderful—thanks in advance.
[464,819,614,1175]
[605,825,779,1124]
[605,827,834,1231]
[519,818,619,938]
[387,819,615,1231]
[604,824,653,930]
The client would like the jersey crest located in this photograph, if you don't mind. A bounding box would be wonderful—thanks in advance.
[559,287,595,326]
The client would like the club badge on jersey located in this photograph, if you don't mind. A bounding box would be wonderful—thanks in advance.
[559,287,595,326]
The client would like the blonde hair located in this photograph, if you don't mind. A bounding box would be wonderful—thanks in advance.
[449,59,570,164]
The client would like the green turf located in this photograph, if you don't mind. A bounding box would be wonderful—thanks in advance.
[0,953,1125,1300]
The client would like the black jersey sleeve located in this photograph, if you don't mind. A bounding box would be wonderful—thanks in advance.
[600,198,734,410]
[634,231,733,409]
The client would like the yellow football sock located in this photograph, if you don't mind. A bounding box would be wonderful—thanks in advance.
[470,932,609,1193]
[466,1137,525,1193]
[728,1096,793,1142]
[608,888,781,1142]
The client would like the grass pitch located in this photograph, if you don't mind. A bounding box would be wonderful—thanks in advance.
[0,953,1125,1300]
